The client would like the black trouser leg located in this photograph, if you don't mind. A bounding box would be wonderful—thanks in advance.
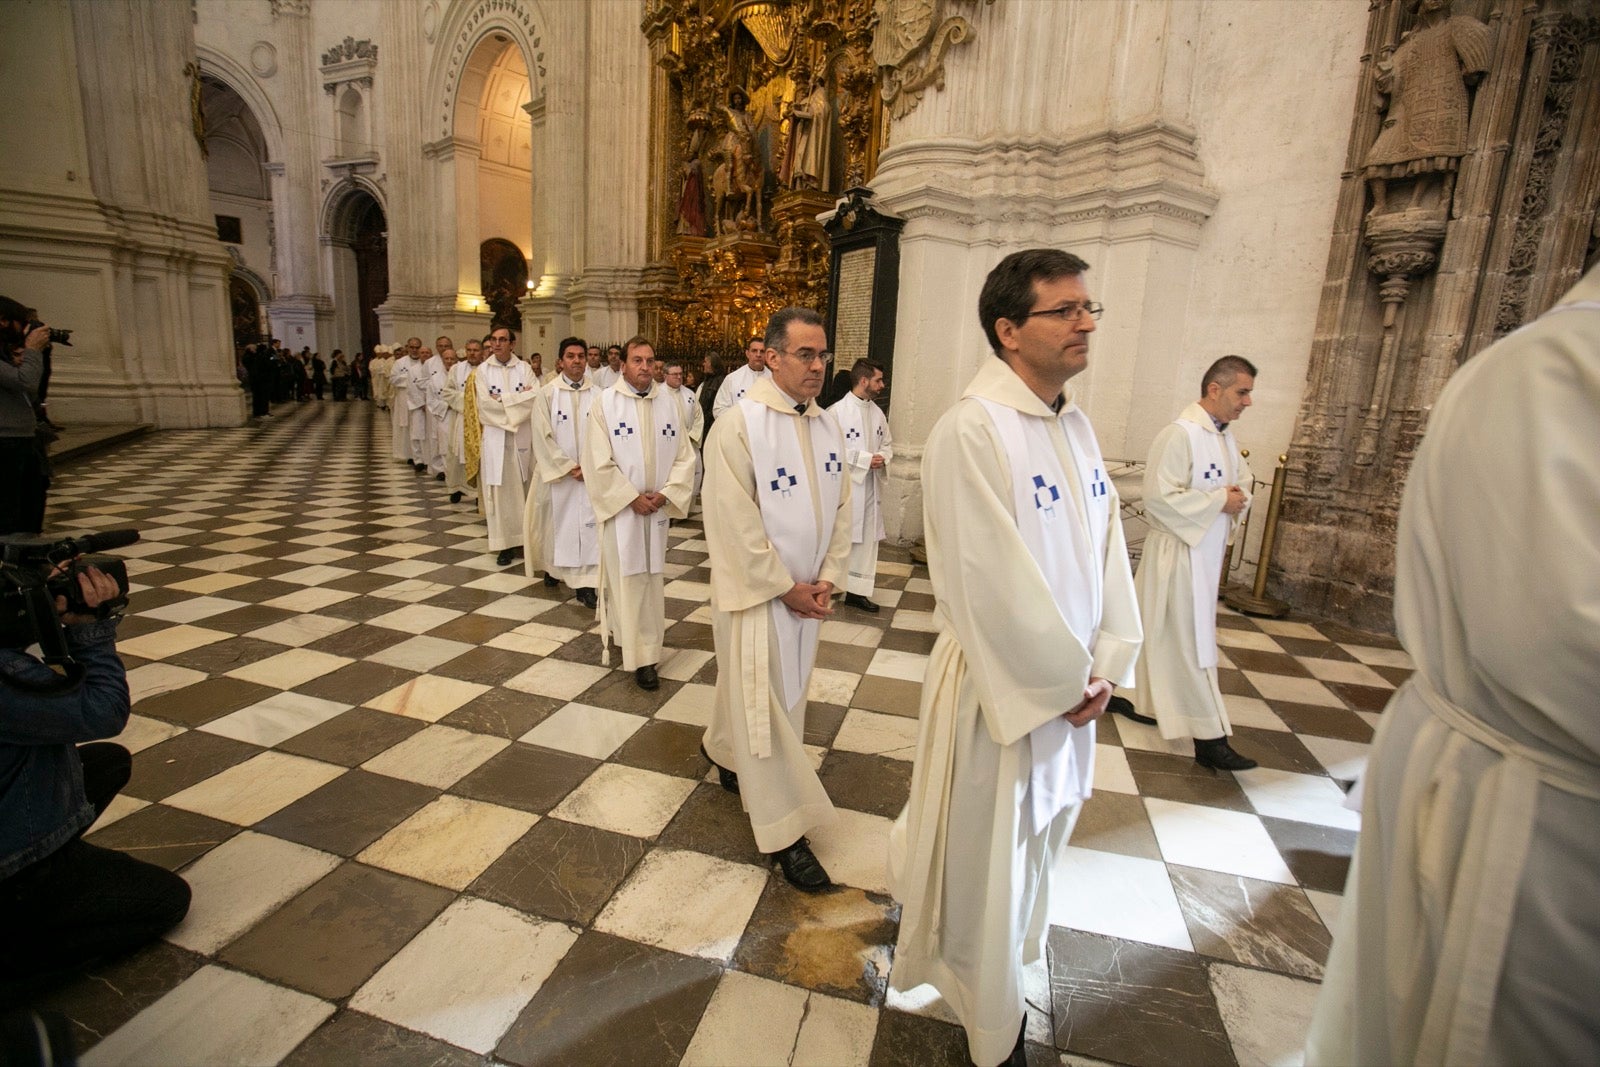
[75,742,131,825]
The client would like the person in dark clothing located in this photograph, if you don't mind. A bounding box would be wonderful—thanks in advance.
[244,344,273,418]
[311,352,327,400]
[0,296,51,534]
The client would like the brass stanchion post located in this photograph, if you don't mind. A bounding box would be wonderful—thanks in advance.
[1223,452,1290,617]
[1219,449,1248,595]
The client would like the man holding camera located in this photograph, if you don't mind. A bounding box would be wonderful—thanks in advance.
[0,563,191,998]
[0,296,52,535]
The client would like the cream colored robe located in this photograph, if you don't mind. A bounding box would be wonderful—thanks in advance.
[442,359,474,499]
[701,377,851,853]
[474,357,539,552]
[423,354,448,475]
[371,355,393,409]
[1306,266,1600,1067]
[1132,404,1252,740]
[888,358,1141,1067]
[828,390,894,597]
[582,380,697,670]
[711,363,770,418]
[524,375,599,588]
[388,357,414,461]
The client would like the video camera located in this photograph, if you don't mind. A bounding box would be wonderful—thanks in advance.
[0,530,137,664]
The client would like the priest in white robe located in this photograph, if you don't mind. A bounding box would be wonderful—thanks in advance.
[422,340,451,478]
[474,326,539,567]
[371,346,393,410]
[582,338,697,690]
[701,308,851,892]
[443,338,482,505]
[1128,355,1257,771]
[710,336,770,417]
[888,250,1141,1067]
[826,358,893,613]
[525,336,600,608]
[1306,264,1600,1067]
[663,359,704,499]
[388,343,420,465]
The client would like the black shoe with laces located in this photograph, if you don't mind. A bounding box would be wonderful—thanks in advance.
[699,743,739,794]
[575,587,597,610]
[767,838,832,893]
[1194,736,1258,772]
[635,665,659,691]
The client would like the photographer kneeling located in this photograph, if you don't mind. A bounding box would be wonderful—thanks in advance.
[0,563,191,1001]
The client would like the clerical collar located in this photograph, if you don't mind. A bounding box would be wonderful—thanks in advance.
[774,386,807,414]
[1211,415,1228,431]
[1050,394,1067,415]
[563,375,583,389]
[635,386,651,398]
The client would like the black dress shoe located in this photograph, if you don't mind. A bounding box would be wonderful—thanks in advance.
[767,838,831,893]
[435,472,446,482]
[450,491,463,504]
[1194,736,1258,772]
[413,462,426,473]
[700,743,739,794]
[635,665,659,691]
[1108,695,1158,725]
[843,592,880,613]
[495,549,516,568]
[575,587,597,610]
[543,574,560,588]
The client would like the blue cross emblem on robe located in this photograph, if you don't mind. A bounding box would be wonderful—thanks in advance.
[613,420,635,438]
[1202,461,1223,486]
[555,408,569,423]
[769,466,799,497]
[1031,474,1060,517]
[844,426,862,443]
[824,452,843,476]
[1090,467,1108,499]
[661,423,677,439]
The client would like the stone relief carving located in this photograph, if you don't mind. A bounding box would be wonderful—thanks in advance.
[249,41,278,79]
[321,37,378,68]
[872,0,992,120]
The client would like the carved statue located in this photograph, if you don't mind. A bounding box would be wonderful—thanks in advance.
[675,124,708,237]
[1363,0,1492,215]
[709,88,764,233]
[783,75,835,191]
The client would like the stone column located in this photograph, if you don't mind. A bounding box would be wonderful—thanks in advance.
[523,0,587,343]
[374,0,437,343]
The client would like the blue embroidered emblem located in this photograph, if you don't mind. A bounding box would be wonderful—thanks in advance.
[1202,461,1223,486]
[844,426,862,442]
[1090,467,1108,499]
[824,452,843,476]
[613,420,635,438]
[1031,474,1060,516]
[661,424,677,438]
[769,466,799,497]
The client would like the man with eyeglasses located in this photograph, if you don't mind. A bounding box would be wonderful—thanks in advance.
[710,335,770,417]
[1127,356,1259,772]
[888,249,1141,1067]
[827,358,893,613]
[527,337,601,607]
[442,338,482,505]
[474,326,540,568]
[700,307,852,893]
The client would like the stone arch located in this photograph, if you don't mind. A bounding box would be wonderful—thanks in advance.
[321,175,388,239]
[323,182,389,356]
[429,0,548,143]
[195,46,285,163]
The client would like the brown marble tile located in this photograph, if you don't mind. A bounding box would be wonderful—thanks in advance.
[304,623,410,659]
[1222,647,1309,677]
[734,880,897,1004]
[656,783,767,867]
[124,730,261,801]
[494,930,721,1067]
[895,591,937,612]
[1371,665,1412,687]
[852,675,922,719]
[1229,726,1324,775]
[663,596,701,621]
[221,861,454,999]
[664,620,715,652]
[1214,613,1257,630]
[423,612,520,645]
[664,549,701,565]
[452,743,599,814]
[234,558,306,579]
[815,640,877,673]
[277,706,429,766]
[1169,864,1331,979]
[441,687,561,738]
[295,660,418,704]
[545,631,608,665]
[255,768,437,856]
[1216,668,1261,699]
[281,1010,481,1067]
[574,669,680,714]
[1273,635,1355,660]
[210,579,301,605]
[1269,701,1374,742]
[1315,620,1401,647]
[875,627,937,656]
[1260,816,1357,894]
[540,602,603,632]
[612,719,709,778]
[1125,750,1251,811]
[1048,927,1233,1067]
[201,604,297,635]
[320,595,409,623]
[83,803,238,870]
[327,571,402,594]
[424,586,512,613]
[1328,681,1395,713]
[1095,712,1123,747]
[32,941,206,1058]
[471,818,648,925]
[818,750,912,819]
[433,645,541,686]
[804,702,848,747]
[164,635,286,674]
[1072,790,1162,860]
[867,1007,971,1067]
[134,676,279,727]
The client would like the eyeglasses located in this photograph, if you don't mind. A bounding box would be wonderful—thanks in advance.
[768,347,827,364]
[1018,302,1104,324]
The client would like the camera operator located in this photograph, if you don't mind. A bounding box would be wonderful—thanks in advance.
[0,295,51,535]
[0,563,191,1001]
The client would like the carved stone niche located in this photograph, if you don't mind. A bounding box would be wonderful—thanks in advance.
[1272,0,1600,632]
[321,38,379,172]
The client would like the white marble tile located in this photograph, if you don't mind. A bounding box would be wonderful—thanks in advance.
[369,579,456,603]
[819,619,884,646]
[1049,845,1194,951]
[486,629,564,656]
[199,691,350,747]
[1143,798,1295,884]
[1356,710,1383,730]
[1235,767,1361,830]
[519,702,647,759]
[594,847,767,961]
[864,648,930,683]
[832,708,919,761]
[808,667,862,706]
[357,794,537,890]
[139,596,248,624]
[364,675,490,722]
[886,610,938,634]
[1093,743,1138,794]
[125,662,208,703]
[658,647,714,681]
[1304,889,1344,935]
[511,620,587,644]
[361,724,508,788]
[870,587,903,609]
[550,763,697,838]
[1215,629,1286,653]
[242,614,355,648]
[164,571,257,595]
[877,560,914,578]
[88,792,147,832]
[113,714,184,754]
[365,603,466,634]
[166,831,341,953]
[81,965,333,1067]
[368,542,441,559]
[1299,657,1394,688]
[904,577,933,595]
[504,657,610,700]
[793,991,877,1067]
[1344,644,1413,669]
[884,981,962,1026]
[164,751,346,825]
[663,578,713,601]
[1253,619,1327,640]
[1243,672,1344,708]
[1224,694,1292,732]
[477,594,558,621]
[683,970,809,1067]
[351,896,577,1054]
[226,648,353,689]
[280,545,354,564]
[275,564,359,586]
[1208,961,1321,1067]
[260,586,357,612]
[1298,734,1371,783]
[185,553,270,574]
[808,807,894,895]
[1112,714,1194,756]
[366,635,474,672]
[656,682,716,727]
[370,557,449,579]
[464,570,537,593]
[116,624,230,660]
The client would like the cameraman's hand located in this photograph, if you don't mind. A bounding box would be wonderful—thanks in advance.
[24,324,52,351]
[54,565,120,624]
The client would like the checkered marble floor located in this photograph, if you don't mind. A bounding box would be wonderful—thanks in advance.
[22,399,1409,1066]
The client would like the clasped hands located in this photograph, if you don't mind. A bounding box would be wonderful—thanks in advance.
[781,580,833,620]
[1064,677,1113,727]
[1221,485,1248,516]
[628,491,669,515]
